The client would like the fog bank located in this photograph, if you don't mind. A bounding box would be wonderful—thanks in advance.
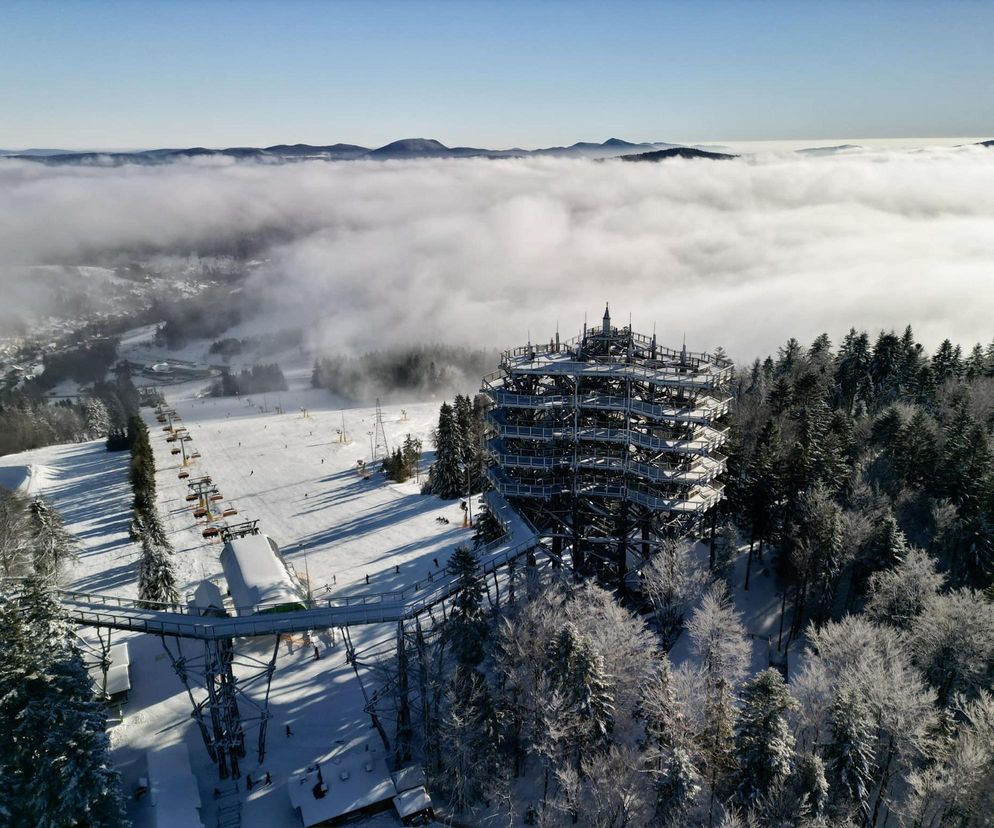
[2,147,994,362]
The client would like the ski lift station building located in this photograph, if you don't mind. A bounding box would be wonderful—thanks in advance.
[482,306,733,588]
[219,531,306,615]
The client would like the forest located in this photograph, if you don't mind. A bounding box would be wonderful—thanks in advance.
[207,362,289,397]
[311,345,498,402]
[0,374,141,457]
[404,325,994,827]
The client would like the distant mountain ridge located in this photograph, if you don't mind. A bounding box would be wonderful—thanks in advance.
[0,138,727,165]
[620,147,738,162]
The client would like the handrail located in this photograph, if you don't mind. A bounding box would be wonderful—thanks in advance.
[52,532,542,639]
[488,450,726,485]
[486,416,729,455]
[501,359,726,390]
[482,388,732,425]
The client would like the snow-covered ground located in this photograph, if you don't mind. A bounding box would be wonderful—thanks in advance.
[0,372,493,827]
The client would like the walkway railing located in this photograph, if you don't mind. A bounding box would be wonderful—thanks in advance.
[54,534,541,640]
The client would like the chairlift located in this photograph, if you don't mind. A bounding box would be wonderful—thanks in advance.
[178,470,189,479]
[221,508,238,517]
[170,447,181,455]
[209,494,223,503]
[202,527,220,539]
[185,493,198,502]
[166,435,176,443]
[162,426,172,432]
[190,451,201,459]
[193,507,208,518]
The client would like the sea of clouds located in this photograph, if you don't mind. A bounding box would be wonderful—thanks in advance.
[2,146,993,363]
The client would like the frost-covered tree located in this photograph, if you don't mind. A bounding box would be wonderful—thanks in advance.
[733,668,797,807]
[83,396,110,437]
[423,401,464,499]
[687,583,749,821]
[908,588,994,705]
[901,690,994,827]
[28,497,79,584]
[641,538,709,650]
[439,669,497,814]
[546,621,614,760]
[865,547,944,628]
[137,531,178,606]
[794,753,829,819]
[639,658,701,824]
[0,580,127,827]
[553,745,653,828]
[0,489,31,578]
[825,685,875,821]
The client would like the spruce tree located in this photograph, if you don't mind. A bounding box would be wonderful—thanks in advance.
[424,401,464,499]
[733,668,797,806]
[640,659,700,823]
[0,580,127,827]
[545,622,614,759]
[137,531,178,607]
[28,498,79,584]
[826,685,875,820]
[471,504,505,549]
[446,545,487,668]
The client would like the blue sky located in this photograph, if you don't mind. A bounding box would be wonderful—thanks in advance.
[2,0,992,149]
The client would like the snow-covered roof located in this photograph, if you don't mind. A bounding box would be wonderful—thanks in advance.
[87,643,131,697]
[288,743,396,827]
[391,765,427,792]
[146,742,203,828]
[393,786,433,818]
[220,533,304,613]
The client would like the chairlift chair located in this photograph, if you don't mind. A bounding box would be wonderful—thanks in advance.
[222,508,238,517]
[178,470,189,479]
[185,493,198,502]
[193,507,208,518]
[202,527,220,539]
[170,447,181,455]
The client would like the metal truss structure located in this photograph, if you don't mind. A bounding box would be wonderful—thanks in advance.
[482,306,733,588]
[159,634,280,780]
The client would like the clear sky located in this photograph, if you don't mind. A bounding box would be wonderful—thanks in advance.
[2,0,992,150]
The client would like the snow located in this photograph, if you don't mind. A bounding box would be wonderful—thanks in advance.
[87,642,131,697]
[145,742,204,828]
[288,741,395,826]
[393,787,432,819]
[219,533,304,613]
[1,378,495,827]
[0,463,49,495]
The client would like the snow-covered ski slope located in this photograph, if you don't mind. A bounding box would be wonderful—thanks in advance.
[0,374,522,827]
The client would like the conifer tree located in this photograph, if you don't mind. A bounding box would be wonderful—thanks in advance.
[640,658,700,823]
[28,498,79,584]
[733,668,797,807]
[401,433,422,481]
[446,545,487,669]
[0,580,127,827]
[439,668,497,813]
[424,401,464,499]
[471,504,505,549]
[545,622,614,760]
[826,685,875,821]
[137,531,178,607]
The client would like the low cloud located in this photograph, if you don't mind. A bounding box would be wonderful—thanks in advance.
[2,147,993,362]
